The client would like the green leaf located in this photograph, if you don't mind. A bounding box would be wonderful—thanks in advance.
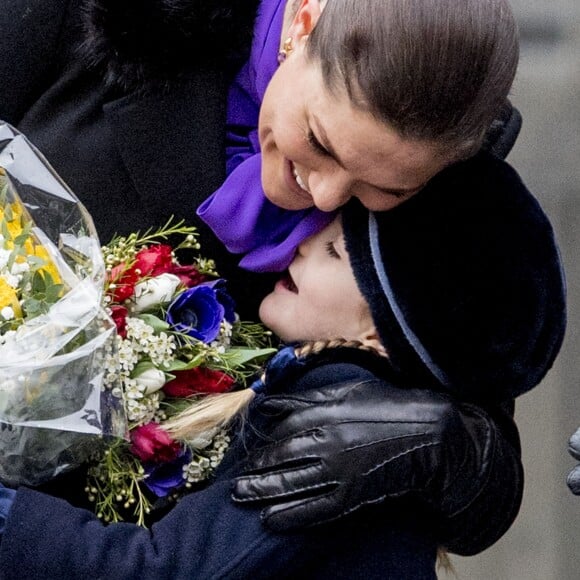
[13,221,32,247]
[1,219,10,241]
[130,360,157,378]
[163,353,205,372]
[0,179,8,205]
[31,271,47,294]
[22,298,42,317]
[41,270,56,287]
[26,255,47,269]
[225,347,277,368]
[136,313,170,333]
[45,283,65,303]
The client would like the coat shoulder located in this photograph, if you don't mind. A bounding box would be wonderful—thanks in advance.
[79,0,261,90]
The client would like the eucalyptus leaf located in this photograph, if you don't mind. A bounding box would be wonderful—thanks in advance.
[45,283,65,303]
[42,270,56,287]
[31,271,46,294]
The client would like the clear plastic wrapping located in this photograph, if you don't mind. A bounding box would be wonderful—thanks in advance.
[0,121,126,486]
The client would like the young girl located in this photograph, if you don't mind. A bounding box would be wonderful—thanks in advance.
[198,0,528,548]
[0,153,563,579]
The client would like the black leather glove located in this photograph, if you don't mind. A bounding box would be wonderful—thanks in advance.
[567,427,580,494]
[233,380,523,555]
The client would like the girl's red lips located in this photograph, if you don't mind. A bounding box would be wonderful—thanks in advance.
[275,271,298,294]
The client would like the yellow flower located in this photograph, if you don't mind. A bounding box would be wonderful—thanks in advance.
[34,245,62,284]
[0,201,25,248]
[6,219,23,239]
[0,277,22,318]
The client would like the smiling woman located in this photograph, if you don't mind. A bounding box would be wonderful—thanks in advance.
[199,0,521,273]
[259,64,441,212]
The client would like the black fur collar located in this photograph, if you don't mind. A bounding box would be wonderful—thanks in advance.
[79,0,260,91]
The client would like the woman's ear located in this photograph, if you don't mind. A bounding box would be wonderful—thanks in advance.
[287,0,325,44]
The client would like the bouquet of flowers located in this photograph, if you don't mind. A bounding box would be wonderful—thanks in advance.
[0,121,125,487]
[87,222,274,525]
[0,121,274,527]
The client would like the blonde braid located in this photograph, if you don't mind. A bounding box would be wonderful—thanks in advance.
[294,338,383,360]
[165,339,384,442]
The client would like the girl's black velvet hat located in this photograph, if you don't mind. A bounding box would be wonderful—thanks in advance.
[342,153,566,402]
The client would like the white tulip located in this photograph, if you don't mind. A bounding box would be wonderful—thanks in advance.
[134,367,167,395]
[132,273,181,313]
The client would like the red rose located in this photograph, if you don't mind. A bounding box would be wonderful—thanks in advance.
[167,264,207,288]
[163,367,235,398]
[107,245,175,304]
[134,245,174,277]
[110,305,129,338]
[108,263,140,303]
[130,423,181,463]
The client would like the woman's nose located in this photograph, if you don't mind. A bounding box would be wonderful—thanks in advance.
[308,172,352,212]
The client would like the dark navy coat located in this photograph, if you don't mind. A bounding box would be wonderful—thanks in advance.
[0,354,438,579]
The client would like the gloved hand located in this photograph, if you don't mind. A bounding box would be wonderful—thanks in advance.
[566,427,580,494]
[0,482,16,536]
[233,380,523,555]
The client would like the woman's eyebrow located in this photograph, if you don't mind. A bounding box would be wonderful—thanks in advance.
[312,115,423,196]
[311,115,346,169]
[378,185,422,196]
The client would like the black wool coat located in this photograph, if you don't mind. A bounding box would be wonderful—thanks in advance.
[0,0,270,318]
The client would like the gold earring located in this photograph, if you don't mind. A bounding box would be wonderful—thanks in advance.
[277,37,294,64]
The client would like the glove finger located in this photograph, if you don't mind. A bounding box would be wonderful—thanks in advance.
[567,465,580,495]
[247,420,436,479]
[232,462,330,503]
[259,491,347,531]
[258,382,359,414]
[261,385,447,443]
[245,428,329,472]
[568,427,580,460]
[258,396,315,417]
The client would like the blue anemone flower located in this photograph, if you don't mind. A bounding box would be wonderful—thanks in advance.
[166,280,235,343]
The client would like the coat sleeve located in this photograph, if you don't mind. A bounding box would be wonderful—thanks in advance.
[439,400,524,555]
[0,461,438,579]
[0,0,71,124]
[0,478,298,580]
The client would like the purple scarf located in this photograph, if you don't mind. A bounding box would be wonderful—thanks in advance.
[197,0,334,272]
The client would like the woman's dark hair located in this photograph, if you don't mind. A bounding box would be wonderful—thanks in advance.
[307,0,519,158]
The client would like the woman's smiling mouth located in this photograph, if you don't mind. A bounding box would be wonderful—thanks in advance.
[292,164,309,192]
[284,160,313,203]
